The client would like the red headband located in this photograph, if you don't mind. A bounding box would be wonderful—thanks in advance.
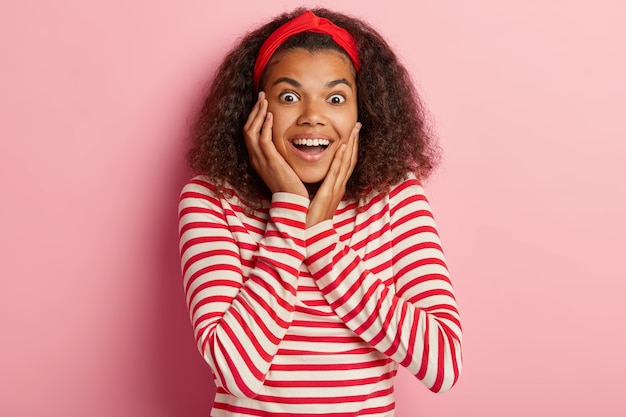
[253,10,360,89]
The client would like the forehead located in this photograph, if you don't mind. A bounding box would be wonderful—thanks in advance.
[264,49,356,85]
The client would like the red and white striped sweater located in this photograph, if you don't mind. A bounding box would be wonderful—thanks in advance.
[178,174,462,416]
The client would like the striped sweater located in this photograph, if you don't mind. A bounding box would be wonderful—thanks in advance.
[178,174,462,416]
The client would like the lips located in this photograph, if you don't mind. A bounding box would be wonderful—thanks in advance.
[291,138,331,154]
[289,135,335,159]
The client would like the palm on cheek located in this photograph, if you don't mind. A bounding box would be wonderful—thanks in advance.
[306,122,360,228]
[243,92,308,198]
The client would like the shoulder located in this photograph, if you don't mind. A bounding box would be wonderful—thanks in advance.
[180,175,216,195]
[386,174,437,229]
[179,175,269,214]
[357,173,427,207]
[351,174,431,222]
[179,175,222,208]
[387,173,426,200]
[387,173,432,212]
[179,175,236,210]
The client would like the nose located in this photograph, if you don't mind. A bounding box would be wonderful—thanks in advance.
[296,99,327,126]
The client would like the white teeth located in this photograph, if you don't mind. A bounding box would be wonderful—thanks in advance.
[293,138,331,146]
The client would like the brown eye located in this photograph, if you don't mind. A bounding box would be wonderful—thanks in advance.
[327,94,346,104]
[279,92,299,102]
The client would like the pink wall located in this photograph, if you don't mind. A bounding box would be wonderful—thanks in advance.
[1,1,625,416]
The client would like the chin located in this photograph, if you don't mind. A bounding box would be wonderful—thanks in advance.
[297,172,327,185]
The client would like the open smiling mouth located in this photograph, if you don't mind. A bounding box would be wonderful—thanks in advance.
[292,138,331,154]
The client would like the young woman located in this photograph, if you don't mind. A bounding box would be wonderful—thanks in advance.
[179,8,462,416]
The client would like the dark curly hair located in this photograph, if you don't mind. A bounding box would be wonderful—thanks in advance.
[188,7,440,208]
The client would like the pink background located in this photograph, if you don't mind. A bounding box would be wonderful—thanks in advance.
[1,0,625,416]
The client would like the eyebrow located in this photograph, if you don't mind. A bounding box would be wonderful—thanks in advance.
[272,77,354,90]
[326,78,353,89]
[272,77,302,88]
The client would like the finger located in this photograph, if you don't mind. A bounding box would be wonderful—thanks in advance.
[324,143,347,186]
[257,112,288,171]
[243,92,267,134]
[259,111,273,144]
[243,101,269,161]
[244,99,270,171]
[348,123,361,176]
[259,113,284,165]
[258,112,278,161]
[243,92,262,131]
[329,123,357,183]
[335,124,360,186]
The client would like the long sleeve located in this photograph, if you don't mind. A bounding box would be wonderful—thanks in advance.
[304,177,462,393]
[178,178,309,397]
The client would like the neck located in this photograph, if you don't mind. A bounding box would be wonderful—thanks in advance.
[304,181,322,199]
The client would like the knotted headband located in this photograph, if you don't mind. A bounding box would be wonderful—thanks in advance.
[253,10,361,89]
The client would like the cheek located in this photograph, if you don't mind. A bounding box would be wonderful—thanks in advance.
[268,109,295,143]
[266,103,286,125]
[341,102,358,123]
[269,116,289,150]
[269,114,285,136]
[334,112,358,135]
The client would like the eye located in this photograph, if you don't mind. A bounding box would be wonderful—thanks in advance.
[327,94,346,104]
[279,92,300,102]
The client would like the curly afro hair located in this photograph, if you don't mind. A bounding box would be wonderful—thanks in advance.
[188,7,440,208]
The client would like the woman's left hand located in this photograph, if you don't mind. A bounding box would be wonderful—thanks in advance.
[306,122,361,228]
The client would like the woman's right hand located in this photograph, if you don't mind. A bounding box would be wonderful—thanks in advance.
[243,92,308,198]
